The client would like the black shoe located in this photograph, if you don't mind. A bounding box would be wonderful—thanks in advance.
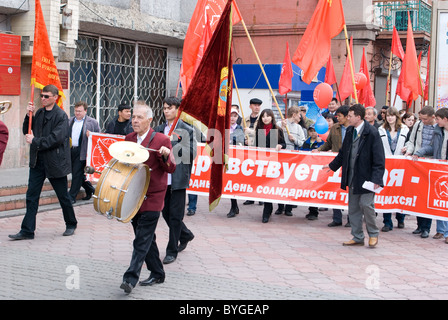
[178,235,195,252]
[63,228,76,236]
[421,230,429,238]
[227,207,239,218]
[243,200,254,205]
[163,255,176,264]
[397,222,405,229]
[262,217,269,223]
[186,209,196,216]
[412,228,422,234]
[274,209,283,215]
[82,191,93,201]
[8,232,34,240]
[120,281,134,294]
[328,221,342,227]
[381,226,392,232]
[305,213,318,220]
[139,276,165,286]
[284,211,293,217]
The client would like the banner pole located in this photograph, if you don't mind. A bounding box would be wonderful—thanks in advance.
[28,84,35,134]
[343,25,358,103]
[386,51,393,106]
[240,18,290,135]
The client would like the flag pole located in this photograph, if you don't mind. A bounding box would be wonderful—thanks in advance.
[343,25,358,103]
[28,84,35,134]
[386,51,393,106]
[232,72,247,129]
[240,18,290,135]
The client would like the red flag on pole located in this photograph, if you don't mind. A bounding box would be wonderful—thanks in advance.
[31,0,65,108]
[424,45,430,102]
[403,11,422,102]
[292,0,345,84]
[324,53,337,86]
[170,0,234,210]
[338,36,354,102]
[358,47,376,107]
[179,0,241,97]
[278,42,293,95]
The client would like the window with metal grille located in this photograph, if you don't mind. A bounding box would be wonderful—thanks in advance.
[70,35,167,131]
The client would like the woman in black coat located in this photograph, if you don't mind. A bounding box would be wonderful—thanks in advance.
[254,109,286,223]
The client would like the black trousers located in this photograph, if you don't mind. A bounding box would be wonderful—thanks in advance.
[162,186,194,257]
[123,211,164,287]
[69,147,95,200]
[21,157,77,236]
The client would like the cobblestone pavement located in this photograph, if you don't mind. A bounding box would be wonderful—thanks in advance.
[1,195,448,301]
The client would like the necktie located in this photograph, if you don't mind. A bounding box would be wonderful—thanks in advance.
[353,129,357,141]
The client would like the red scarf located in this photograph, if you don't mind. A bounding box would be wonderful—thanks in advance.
[264,123,273,136]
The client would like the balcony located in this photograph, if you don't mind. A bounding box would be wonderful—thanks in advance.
[373,0,432,33]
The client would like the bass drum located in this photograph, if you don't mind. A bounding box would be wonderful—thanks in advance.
[93,158,150,223]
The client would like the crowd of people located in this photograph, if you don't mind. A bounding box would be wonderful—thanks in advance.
[2,84,448,294]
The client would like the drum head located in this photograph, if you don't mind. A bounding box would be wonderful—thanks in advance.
[117,164,150,223]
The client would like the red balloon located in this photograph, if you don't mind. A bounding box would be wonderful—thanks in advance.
[313,83,333,109]
[354,72,367,90]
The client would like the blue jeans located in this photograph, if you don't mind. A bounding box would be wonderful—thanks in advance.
[436,220,448,237]
[382,212,405,229]
[188,194,197,212]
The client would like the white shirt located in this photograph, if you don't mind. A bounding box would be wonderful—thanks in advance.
[137,129,150,145]
[71,117,84,147]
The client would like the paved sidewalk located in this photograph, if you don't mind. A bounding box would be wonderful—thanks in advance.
[1,190,448,301]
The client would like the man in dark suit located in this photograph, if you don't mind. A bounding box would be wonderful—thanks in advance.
[68,101,100,203]
[9,84,77,240]
[155,97,196,265]
[324,104,385,247]
[120,101,176,294]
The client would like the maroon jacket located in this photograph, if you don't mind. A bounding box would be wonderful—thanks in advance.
[125,128,176,212]
[0,121,8,166]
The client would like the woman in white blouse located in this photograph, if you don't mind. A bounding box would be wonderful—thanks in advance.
[378,107,409,232]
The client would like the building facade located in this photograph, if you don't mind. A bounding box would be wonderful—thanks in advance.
[0,0,432,169]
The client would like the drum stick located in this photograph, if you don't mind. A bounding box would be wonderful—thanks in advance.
[139,146,159,153]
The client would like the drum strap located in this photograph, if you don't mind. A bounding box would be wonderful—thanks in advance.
[145,130,157,148]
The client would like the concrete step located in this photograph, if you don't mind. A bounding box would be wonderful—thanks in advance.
[0,182,94,219]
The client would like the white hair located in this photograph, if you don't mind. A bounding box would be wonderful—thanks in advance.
[365,106,377,116]
[134,100,153,118]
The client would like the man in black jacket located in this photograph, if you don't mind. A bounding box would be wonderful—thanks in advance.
[9,85,77,240]
[156,97,196,264]
[324,104,385,247]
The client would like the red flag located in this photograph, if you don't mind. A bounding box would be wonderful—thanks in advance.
[292,0,345,84]
[391,26,405,60]
[403,11,422,102]
[324,53,337,86]
[180,0,241,97]
[338,36,354,102]
[278,42,293,95]
[31,0,65,108]
[172,0,234,210]
[193,15,212,75]
[424,45,430,101]
[358,47,376,107]
[396,56,412,107]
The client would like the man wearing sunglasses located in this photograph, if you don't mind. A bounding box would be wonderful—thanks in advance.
[9,84,77,240]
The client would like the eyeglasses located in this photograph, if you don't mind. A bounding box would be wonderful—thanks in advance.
[40,94,54,99]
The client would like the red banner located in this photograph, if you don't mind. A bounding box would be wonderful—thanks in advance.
[87,134,448,220]
[189,144,448,221]
[86,133,125,181]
